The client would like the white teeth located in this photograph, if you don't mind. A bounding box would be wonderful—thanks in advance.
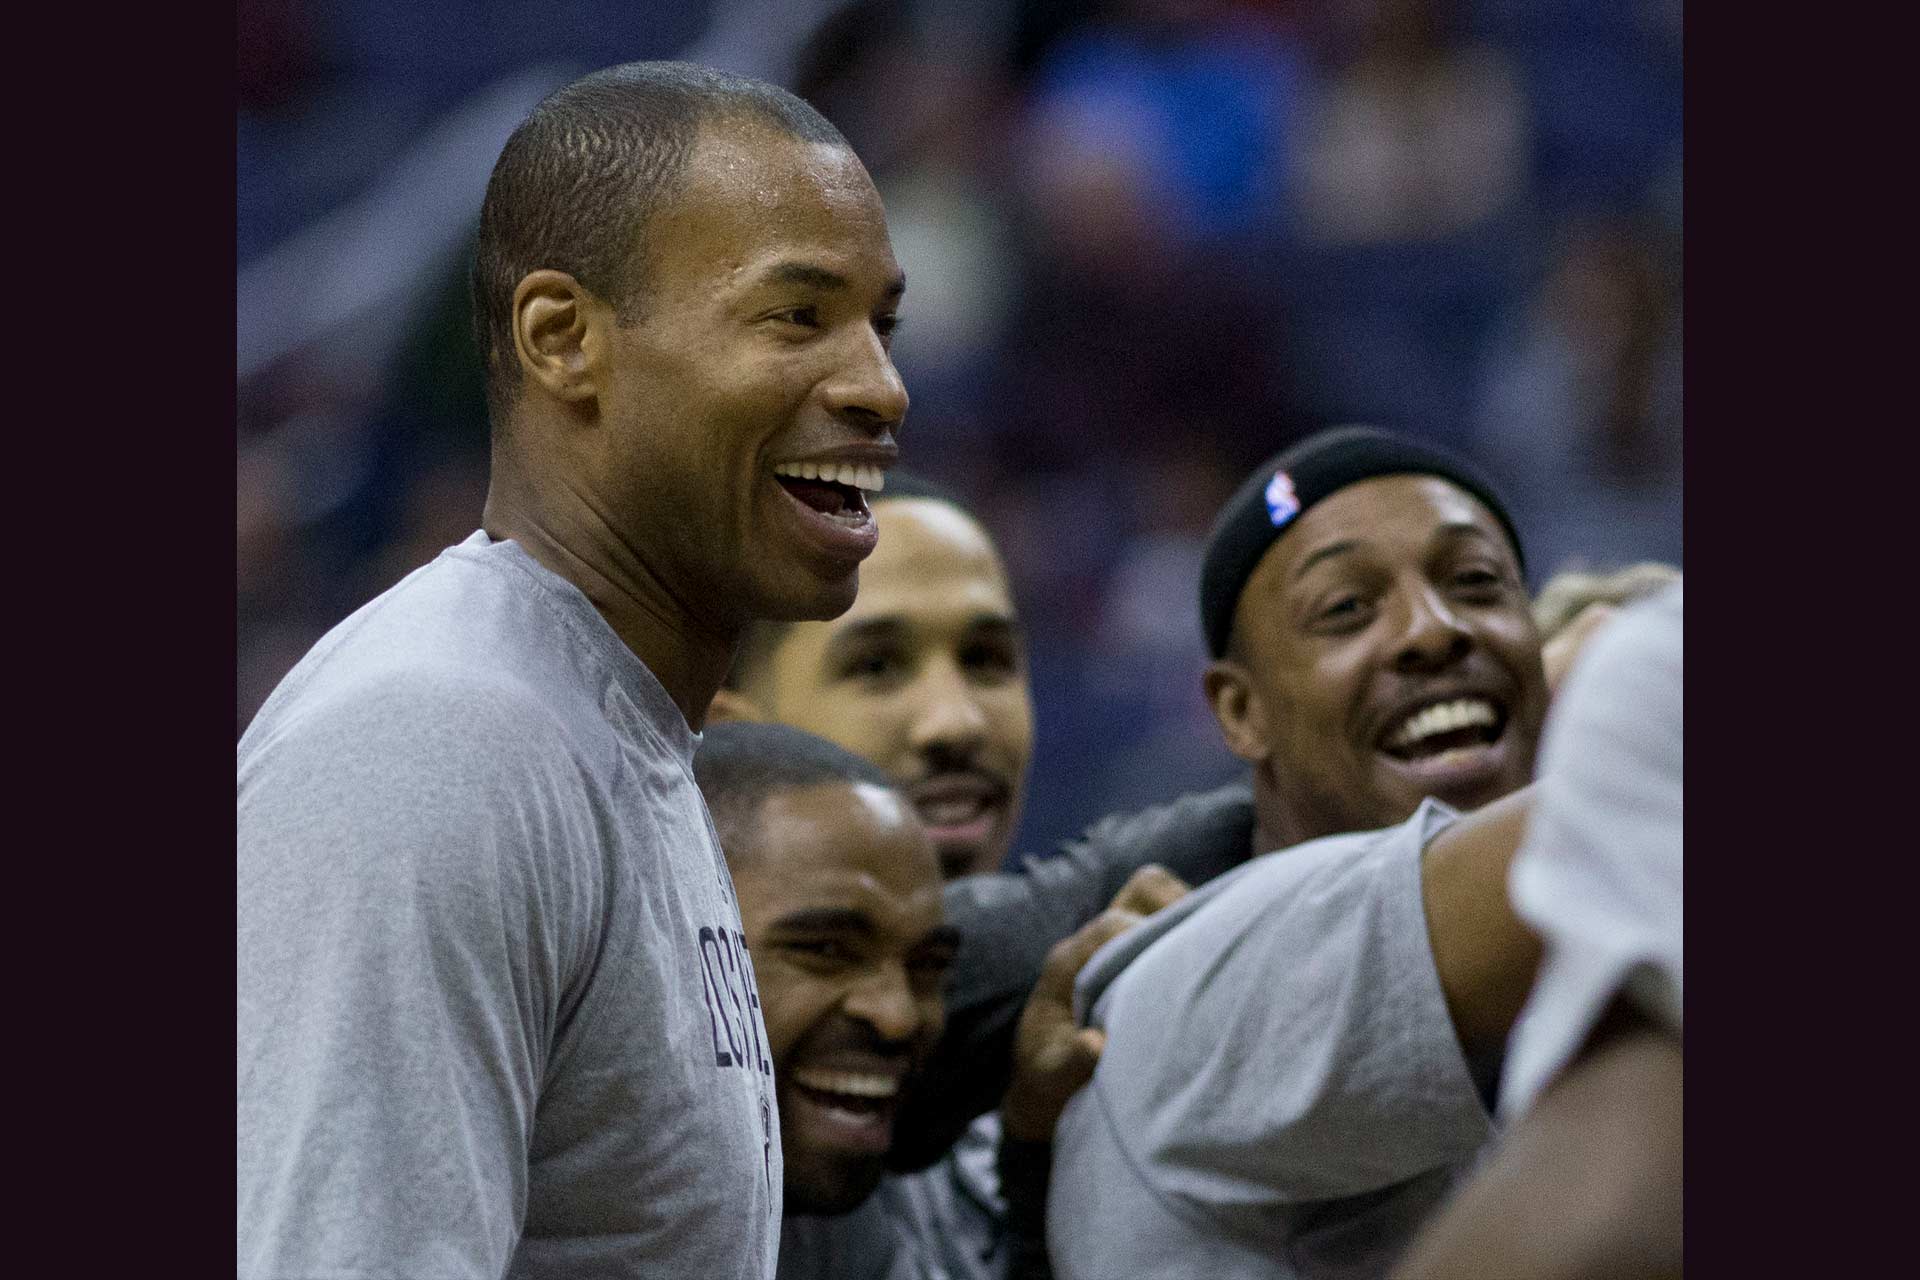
[773,461,886,493]
[1388,698,1497,749]
[792,1068,900,1099]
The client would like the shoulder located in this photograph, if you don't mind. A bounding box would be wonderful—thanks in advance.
[1081,804,1453,1019]
[238,647,606,873]
[249,656,570,775]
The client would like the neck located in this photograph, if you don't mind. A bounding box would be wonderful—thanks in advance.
[1248,761,1337,858]
[482,457,736,731]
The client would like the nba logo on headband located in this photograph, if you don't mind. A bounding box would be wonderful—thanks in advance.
[1265,470,1300,527]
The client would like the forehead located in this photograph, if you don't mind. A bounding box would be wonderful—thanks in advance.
[741,782,942,916]
[1264,474,1512,581]
[644,119,895,283]
[838,500,1015,625]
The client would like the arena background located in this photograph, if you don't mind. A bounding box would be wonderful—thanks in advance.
[237,0,1682,866]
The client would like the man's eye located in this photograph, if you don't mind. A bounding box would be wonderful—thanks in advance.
[774,306,820,328]
[840,650,903,682]
[1452,567,1507,596]
[1313,594,1373,632]
[785,939,853,964]
[961,642,1019,678]
[874,313,901,340]
[909,950,954,977]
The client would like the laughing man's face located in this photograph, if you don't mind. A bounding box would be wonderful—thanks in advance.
[731,781,955,1214]
[1215,474,1548,842]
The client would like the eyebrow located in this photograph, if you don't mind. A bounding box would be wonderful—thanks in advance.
[1433,521,1503,547]
[1293,539,1360,583]
[769,911,960,954]
[769,907,874,936]
[824,617,908,653]
[765,261,907,301]
[824,612,1024,652]
[1292,522,1510,584]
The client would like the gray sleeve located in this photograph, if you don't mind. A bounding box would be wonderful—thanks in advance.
[1085,807,1493,1231]
[1500,585,1683,1118]
[886,781,1255,1171]
[238,671,592,1280]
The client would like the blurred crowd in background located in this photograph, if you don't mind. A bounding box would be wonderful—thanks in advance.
[237,0,1682,862]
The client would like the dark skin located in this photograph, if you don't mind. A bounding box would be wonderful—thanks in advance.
[1416,786,1543,1062]
[1391,1002,1683,1280]
[1205,474,1549,855]
[484,118,909,730]
[730,781,955,1215]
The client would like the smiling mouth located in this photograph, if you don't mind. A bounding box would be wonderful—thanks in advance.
[788,1065,904,1151]
[773,461,884,524]
[1379,696,1508,762]
[909,775,1006,863]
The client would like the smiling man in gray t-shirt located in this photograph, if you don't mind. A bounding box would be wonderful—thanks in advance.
[238,60,911,1279]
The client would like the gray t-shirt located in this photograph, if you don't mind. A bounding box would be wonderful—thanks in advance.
[1049,802,1492,1280]
[238,532,782,1279]
[1501,583,1682,1118]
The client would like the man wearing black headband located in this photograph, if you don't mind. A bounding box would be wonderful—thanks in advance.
[893,425,1559,1278]
[1194,423,1547,854]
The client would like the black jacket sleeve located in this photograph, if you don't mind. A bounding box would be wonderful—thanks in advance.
[886,778,1256,1171]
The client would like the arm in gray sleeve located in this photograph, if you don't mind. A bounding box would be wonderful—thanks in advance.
[239,674,581,1279]
[886,779,1255,1171]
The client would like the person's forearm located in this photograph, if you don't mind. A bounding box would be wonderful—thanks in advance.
[1420,788,1542,1062]
[1392,1016,1682,1280]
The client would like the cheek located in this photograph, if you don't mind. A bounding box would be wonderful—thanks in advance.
[986,691,1036,762]
[915,996,946,1050]
[757,973,836,1063]
[835,691,921,769]
[1298,655,1369,730]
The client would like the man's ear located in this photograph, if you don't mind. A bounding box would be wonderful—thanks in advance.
[707,687,767,725]
[1203,658,1270,765]
[512,269,607,405]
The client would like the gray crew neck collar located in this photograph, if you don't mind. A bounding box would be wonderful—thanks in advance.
[460,530,699,761]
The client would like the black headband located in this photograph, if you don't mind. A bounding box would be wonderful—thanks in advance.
[1197,425,1525,658]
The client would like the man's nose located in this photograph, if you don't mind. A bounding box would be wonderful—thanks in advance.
[843,963,923,1044]
[821,327,909,432]
[907,662,989,757]
[1391,585,1473,673]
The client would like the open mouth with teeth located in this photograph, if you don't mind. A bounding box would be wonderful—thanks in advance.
[910,773,1007,876]
[788,1065,904,1154]
[773,461,885,525]
[1379,696,1508,763]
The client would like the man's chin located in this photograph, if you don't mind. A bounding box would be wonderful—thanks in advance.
[934,839,996,881]
[783,1162,884,1217]
[753,566,860,625]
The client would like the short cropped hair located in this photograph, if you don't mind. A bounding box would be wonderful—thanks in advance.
[724,473,981,692]
[694,721,899,869]
[1532,562,1682,641]
[471,61,850,421]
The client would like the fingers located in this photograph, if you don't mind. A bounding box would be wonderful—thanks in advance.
[1107,862,1191,916]
[1048,1027,1107,1096]
[1033,866,1194,1002]
[1035,906,1144,1002]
